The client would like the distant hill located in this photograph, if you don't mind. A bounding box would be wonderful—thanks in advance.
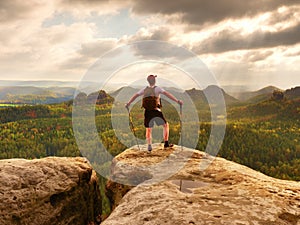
[0,86,48,99]
[0,80,80,87]
[0,86,76,104]
[74,90,114,106]
[230,86,281,102]
[0,80,126,94]
[235,86,300,103]
[110,85,239,109]
[186,85,239,106]
[204,85,239,105]
[228,97,300,120]
[2,83,298,107]
[285,86,300,100]
[109,86,140,104]
[110,86,139,98]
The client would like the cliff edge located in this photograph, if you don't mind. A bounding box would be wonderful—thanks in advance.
[0,157,101,225]
[103,144,300,225]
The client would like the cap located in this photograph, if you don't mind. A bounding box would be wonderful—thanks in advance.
[147,75,157,83]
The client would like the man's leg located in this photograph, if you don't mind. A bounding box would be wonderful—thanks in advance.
[144,110,153,151]
[163,122,169,141]
[163,122,173,148]
[146,127,152,151]
[146,127,152,145]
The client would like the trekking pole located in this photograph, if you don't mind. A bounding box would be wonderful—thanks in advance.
[126,105,141,151]
[180,103,183,151]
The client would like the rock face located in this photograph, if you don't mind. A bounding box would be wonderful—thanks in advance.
[103,144,300,225]
[0,157,101,225]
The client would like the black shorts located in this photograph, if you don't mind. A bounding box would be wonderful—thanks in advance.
[144,110,167,128]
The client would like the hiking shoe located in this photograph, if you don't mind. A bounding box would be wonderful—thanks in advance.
[164,143,174,148]
[148,145,152,152]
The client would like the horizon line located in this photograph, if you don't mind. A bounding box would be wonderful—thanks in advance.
[0,79,299,92]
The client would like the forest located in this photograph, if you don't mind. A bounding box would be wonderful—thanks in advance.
[0,90,299,181]
[0,89,299,217]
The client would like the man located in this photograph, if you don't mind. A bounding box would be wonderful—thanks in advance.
[125,75,183,152]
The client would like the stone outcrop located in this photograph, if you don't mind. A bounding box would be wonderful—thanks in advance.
[0,157,101,225]
[103,144,300,225]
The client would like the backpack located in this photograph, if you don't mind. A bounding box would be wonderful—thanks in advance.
[142,86,161,110]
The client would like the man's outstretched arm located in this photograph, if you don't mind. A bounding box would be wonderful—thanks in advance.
[162,91,183,105]
[125,93,140,108]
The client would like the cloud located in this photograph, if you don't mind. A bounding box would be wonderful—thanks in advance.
[123,26,173,43]
[243,50,273,62]
[192,22,300,54]
[119,27,192,60]
[58,0,130,17]
[0,0,46,23]
[59,54,92,71]
[283,45,300,57]
[0,0,129,25]
[129,41,192,60]
[0,0,299,90]
[79,39,118,58]
[59,38,118,72]
[203,46,300,90]
[60,0,110,5]
[0,21,99,80]
[0,0,126,81]
[266,5,300,26]
[131,0,300,26]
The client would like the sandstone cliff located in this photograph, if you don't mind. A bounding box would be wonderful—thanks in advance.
[0,157,101,225]
[103,144,300,225]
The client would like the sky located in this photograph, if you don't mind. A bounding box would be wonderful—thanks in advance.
[0,0,300,91]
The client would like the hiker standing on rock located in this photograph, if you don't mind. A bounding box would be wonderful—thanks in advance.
[125,75,183,152]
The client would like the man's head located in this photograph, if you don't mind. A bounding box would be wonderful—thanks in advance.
[147,75,157,86]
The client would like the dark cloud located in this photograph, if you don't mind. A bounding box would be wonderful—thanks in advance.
[0,0,124,23]
[0,1,42,23]
[192,22,300,54]
[148,29,171,41]
[59,55,92,70]
[131,0,300,26]
[59,38,117,70]
[54,37,116,71]
[120,27,192,60]
[130,41,192,61]
[79,39,117,58]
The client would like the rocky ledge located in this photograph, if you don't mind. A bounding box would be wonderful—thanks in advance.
[103,144,300,225]
[0,157,101,225]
